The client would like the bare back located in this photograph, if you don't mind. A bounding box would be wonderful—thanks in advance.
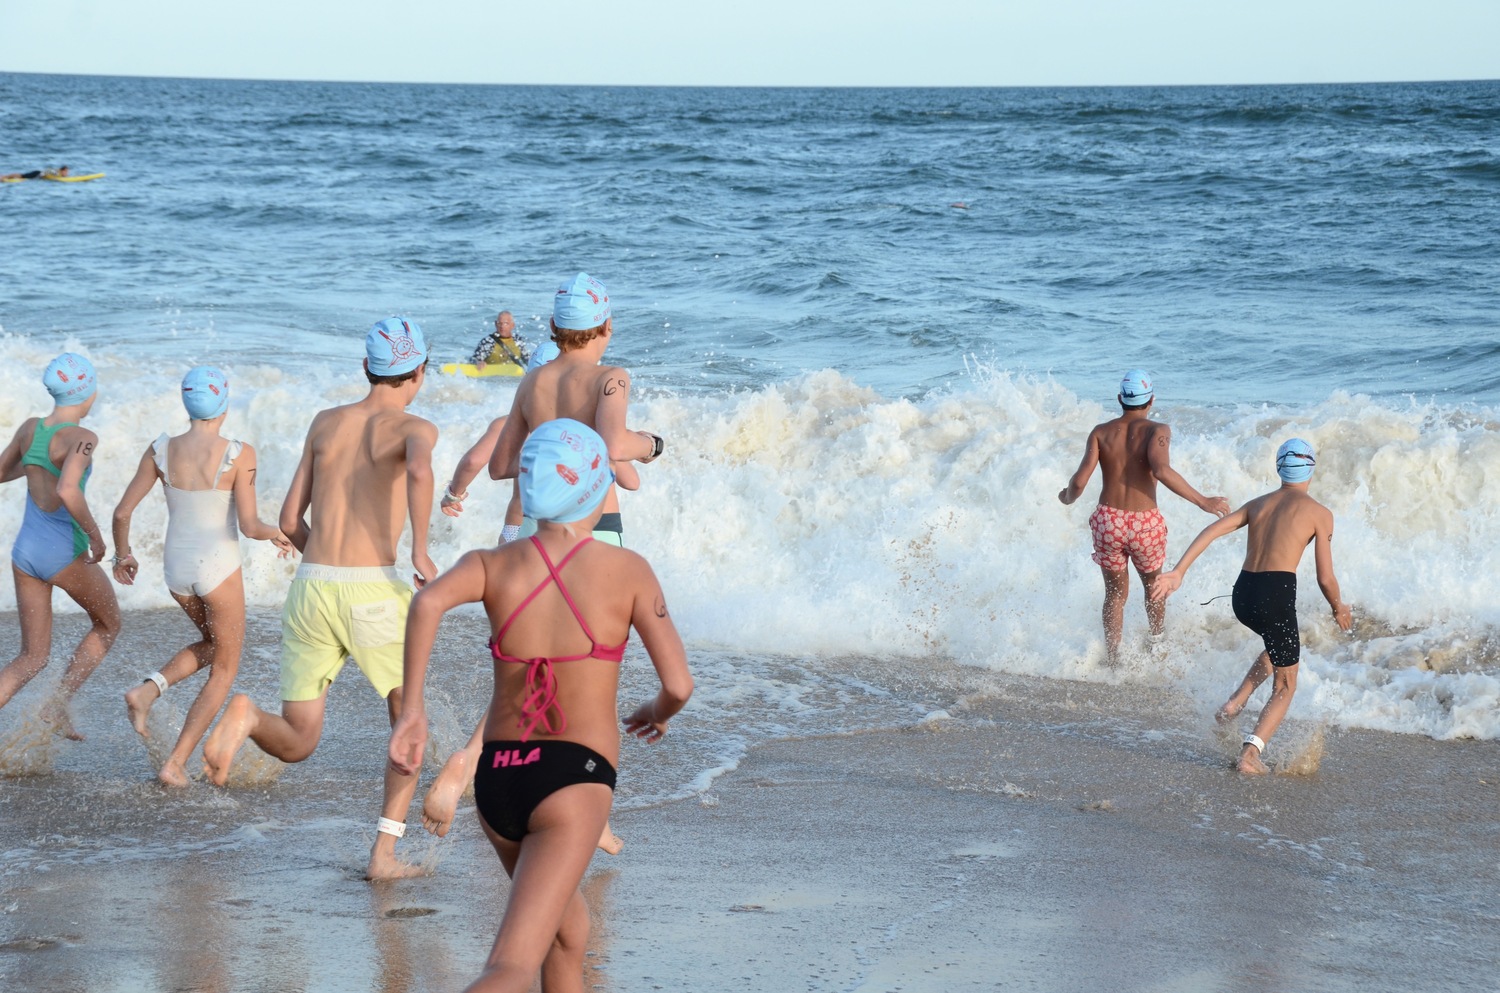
[478,536,645,764]
[1093,415,1166,512]
[517,356,625,512]
[1239,488,1331,573]
[299,403,427,567]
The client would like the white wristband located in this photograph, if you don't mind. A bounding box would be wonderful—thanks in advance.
[1243,734,1266,754]
[377,816,406,839]
[444,483,467,502]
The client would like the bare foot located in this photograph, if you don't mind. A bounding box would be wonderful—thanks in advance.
[158,759,191,788]
[422,747,479,837]
[366,844,426,881]
[597,822,624,855]
[125,681,159,739]
[1236,744,1269,775]
[202,694,256,787]
[40,699,84,741]
[1215,700,1245,725]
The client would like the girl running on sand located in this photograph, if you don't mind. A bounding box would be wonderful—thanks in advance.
[0,353,120,739]
[389,418,692,993]
[111,366,291,787]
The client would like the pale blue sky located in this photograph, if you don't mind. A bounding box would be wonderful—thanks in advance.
[5,0,1498,87]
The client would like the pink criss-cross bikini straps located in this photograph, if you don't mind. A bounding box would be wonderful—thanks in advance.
[489,537,627,741]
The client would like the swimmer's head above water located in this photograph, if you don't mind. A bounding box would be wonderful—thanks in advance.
[1118,369,1154,410]
[43,352,97,407]
[518,418,614,524]
[550,272,612,350]
[181,365,230,420]
[1275,438,1316,483]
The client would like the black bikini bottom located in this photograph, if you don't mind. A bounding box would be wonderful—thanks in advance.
[474,739,617,841]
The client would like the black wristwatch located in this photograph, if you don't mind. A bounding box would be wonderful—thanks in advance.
[647,434,665,462]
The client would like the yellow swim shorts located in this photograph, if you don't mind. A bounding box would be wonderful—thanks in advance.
[280,564,413,702]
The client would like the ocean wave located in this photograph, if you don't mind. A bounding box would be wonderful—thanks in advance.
[3,343,1493,741]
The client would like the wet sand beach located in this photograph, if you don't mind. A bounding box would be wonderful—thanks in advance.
[2,610,1497,993]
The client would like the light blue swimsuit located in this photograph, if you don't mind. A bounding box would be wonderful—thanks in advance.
[11,421,91,581]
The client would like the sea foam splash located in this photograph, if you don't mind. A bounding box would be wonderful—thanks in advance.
[2,340,1496,741]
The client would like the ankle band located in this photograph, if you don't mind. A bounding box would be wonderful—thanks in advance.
[377,816,406,839]
[1243,734,1266,754]
[144,672,168,696]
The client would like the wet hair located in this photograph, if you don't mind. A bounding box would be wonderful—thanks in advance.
[1119,396,1153,412]
[551,319,608,352]
[365,357,428,387]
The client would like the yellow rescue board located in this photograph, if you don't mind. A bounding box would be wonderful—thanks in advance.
[44,173,106,182]
[440,362,524,379]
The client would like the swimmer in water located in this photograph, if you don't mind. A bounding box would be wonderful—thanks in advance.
[0,353,119,740]
[111,366,293,787]
[389,418,692,993]
[2,165,70,181]
[1152,439,1353,774]
[1059,369,1230,665]
[471,310,528,371]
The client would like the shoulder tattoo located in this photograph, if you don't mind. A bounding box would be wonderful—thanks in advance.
[654,596,668,619]
[602,377,627,397]
[75,440,95,457]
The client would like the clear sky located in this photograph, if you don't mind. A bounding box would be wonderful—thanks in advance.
[5,0,1498,87]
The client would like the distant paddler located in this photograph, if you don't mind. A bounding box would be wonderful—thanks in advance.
[470,310,528,372]
[1,165,69,181]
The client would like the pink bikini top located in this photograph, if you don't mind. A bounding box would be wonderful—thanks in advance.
[489,537,627,741]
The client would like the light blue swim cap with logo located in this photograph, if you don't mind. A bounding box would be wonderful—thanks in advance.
[1119,369,1154,408]
[527,339,562,372]
[366,317,428,376]
[181,365,230,420]
[519,418,614,524]
[552,273,611,332]
[44,352,97,404]
[1276,438,1316,483]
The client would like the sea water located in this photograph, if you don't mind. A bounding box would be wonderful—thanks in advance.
[2,75,1498,799]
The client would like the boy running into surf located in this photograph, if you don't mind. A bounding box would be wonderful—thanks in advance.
[1152,439,1353,774]
[1059,370,1229,664]
[203,319,438,879]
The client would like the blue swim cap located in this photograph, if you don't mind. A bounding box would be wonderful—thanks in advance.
[1119,369,1154,408]
[519,418,614,524]
[527,339,561,372]
[552,273,611,332]
[366,317,428,377]
[43,352,97,405]
[1276,438,1316,483]
[181,365,230,420]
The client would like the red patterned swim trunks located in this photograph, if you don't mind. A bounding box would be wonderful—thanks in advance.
[1088,505,1168,573]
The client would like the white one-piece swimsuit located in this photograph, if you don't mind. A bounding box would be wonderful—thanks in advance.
[153,434,243,598]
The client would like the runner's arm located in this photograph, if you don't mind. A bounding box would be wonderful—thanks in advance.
[488,384,529,480]
[1148,425,1230,516]
[1151,505,1250,599]
[444,416,506,515]
[230,444,293,552]
[623,560,693,742]
[1058,427,1100,505]
[596,368,657,463]
[388,549,489,776]
[1312,508,1352,630]
[0,419,35,483]
[110,445,159,582]
[405,420,439,586]
[56,429,105,563]
[279,427,317,553]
